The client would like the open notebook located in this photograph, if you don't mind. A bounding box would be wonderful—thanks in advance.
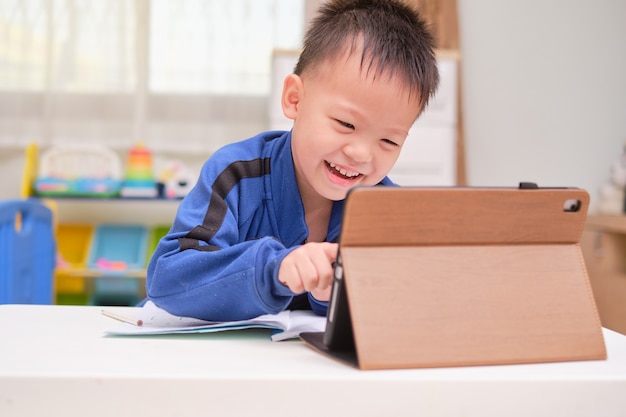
[103,300,326,342]
[300,185,607,370]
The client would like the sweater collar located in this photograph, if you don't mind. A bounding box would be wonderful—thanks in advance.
[269,131,344,246]
[270,132,307,246]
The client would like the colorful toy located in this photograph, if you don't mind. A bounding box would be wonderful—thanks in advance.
[95,258,128,271]
[120,143,158,198]
[157,160,196,199]
[34,144,122,198]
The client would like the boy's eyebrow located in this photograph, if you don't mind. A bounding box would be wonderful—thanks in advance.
[334,101,364,121]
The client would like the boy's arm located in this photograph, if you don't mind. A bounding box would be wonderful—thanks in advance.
[145,157,299,322]
[146,232,297,322]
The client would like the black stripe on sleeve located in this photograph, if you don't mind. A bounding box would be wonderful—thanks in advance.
[180,158,271,251]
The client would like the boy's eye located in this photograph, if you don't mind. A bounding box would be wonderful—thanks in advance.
[381,138,399,147]
[336,120,355,130]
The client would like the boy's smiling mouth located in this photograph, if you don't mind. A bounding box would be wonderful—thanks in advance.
[325,161,362,180]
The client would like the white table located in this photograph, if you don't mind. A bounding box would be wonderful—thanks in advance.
[1,304,625,417]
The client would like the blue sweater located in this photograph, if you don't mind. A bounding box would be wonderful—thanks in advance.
[146,130,392,321]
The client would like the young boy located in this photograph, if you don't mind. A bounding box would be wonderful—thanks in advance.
[146,0,439,321]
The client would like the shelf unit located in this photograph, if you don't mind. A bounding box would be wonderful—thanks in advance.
[21,143,179,305]
[50,202,175,306]
[581,215,626,335]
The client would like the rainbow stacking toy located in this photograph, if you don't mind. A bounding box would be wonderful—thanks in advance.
[120,143,157,198]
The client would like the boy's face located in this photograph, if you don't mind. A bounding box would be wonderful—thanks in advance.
[283,49,422,203]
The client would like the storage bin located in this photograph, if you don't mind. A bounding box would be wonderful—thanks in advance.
[146,225,170,266]
[0,199,55,304]
[88,224,148,306]
[55,224,93,305]
[89,224,148,270]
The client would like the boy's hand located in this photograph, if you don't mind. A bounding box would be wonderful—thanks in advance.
[278,242,338,301]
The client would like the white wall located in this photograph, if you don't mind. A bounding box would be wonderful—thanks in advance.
[458,0,626,212]
[0,148,27,199]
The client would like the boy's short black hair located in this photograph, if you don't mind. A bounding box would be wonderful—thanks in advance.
[294,0,439,113]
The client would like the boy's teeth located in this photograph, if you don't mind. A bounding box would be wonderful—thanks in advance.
[329,162,359,178]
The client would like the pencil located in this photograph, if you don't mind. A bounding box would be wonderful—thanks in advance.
[101,309,144,326]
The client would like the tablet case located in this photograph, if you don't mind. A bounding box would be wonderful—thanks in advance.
[300,186,607,370]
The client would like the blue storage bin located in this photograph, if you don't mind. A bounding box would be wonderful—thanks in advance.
[88,224,148,271]
[0,199,55,304]
[88,224,148,306]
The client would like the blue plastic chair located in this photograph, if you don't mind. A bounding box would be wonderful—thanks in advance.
[0,199,55,304]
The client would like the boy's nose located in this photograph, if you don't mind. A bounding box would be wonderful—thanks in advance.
[343,140,373,165]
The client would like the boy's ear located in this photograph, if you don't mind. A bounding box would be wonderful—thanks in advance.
[281,74,303,120]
